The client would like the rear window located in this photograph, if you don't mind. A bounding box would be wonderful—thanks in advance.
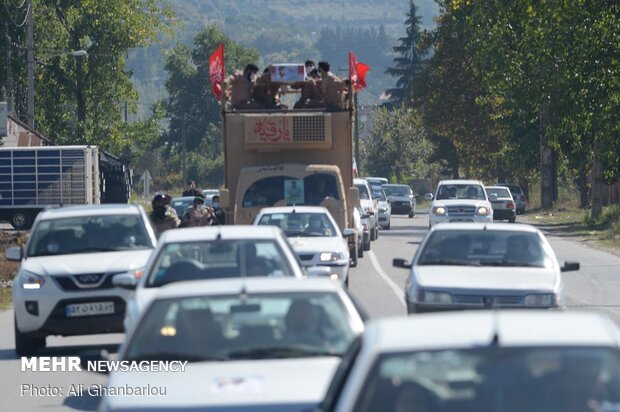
[486,187,511,198]
[242,174,340,207]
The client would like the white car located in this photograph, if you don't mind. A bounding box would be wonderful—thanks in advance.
[6,204,157,356]
[319,311,620,412]
[254,206,356,287]
[428,179,493,227]
[393,223,580,313]
[375,189,391,230]
[118,225,307,332]
[354,178,379,241]
[96,278,366,412]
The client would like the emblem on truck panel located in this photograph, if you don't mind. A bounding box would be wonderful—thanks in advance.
[253,117,291,142]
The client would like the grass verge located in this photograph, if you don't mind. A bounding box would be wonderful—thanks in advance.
[0,232,25,310]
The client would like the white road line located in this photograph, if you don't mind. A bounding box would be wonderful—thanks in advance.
[368,250,406,308]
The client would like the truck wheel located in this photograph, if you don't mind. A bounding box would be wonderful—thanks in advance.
[14,317,45,357]
[10,211,33,231]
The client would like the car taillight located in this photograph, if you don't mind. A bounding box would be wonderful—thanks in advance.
[507,201,515,209]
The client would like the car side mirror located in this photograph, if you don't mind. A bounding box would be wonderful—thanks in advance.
[488,193,498,202]
[424,193,433,201]
[305,266,333,278]
[561,261,580,272]
[348,187,360,208]
[218,188,230,208]
[393,258,412,269]
[112,273,138,290]
[342,228,356,238]
[6,246,23,262]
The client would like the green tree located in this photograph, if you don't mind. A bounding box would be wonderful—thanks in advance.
[385,0,429,102]
[364,106,438,182]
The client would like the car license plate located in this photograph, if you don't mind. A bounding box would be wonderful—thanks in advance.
[449,218,472,222]
[65,301,115,317]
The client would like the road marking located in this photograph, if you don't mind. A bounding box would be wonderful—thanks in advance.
[368,250,406,308]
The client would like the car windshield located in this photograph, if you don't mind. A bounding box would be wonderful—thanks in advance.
[257,212,338,238]
[354,347,620,412]
[486,187,511,199]
[27,214,152,257]
[171,198,194,216]
[124,292,357,362]
[242,174,340,207]
[145,240,295,287]
[436,184,486,200]
[383,186,411,197]
[355,184,371,200]
[417,230,553,268]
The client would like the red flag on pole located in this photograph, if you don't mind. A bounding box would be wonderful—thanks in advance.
[209,44,225,99]
[349,51,370,91]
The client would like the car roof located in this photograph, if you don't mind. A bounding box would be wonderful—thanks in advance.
[364,177,388,182]
[38,204,141,220]
[258,206,330,214]
[431,222,539,233]
[438,179,483,185]
[172,196,196,201]
[382,184,410,188]
[353,178,369,185]
[158,225,285,243]
[485,186,511,190]
[366,311,620,352]
[153,277,343,299]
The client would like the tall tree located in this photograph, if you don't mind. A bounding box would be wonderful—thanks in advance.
[385,0,428,102]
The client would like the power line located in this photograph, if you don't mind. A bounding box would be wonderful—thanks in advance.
[10,0,26,9]
[4,0,29,28]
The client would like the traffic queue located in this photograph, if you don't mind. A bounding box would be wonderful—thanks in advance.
[6,177,620,412]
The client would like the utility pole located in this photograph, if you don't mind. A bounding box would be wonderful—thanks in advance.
[26,0,34,128]
[5,23,13,113]
[539,108,553,209]
[354,92,360,176]
[181,117,187,182]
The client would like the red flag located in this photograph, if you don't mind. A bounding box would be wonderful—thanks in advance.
[209,44,225,99]
[349,51,370,91]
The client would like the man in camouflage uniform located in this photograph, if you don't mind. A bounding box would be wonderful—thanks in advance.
[181,195,213,228]
[149,193,180,238]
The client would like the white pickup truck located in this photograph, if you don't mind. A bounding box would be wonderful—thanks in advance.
[427,179,494,228]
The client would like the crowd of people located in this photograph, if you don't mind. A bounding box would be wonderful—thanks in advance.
[149,180,225,238]
[226,60,351,111]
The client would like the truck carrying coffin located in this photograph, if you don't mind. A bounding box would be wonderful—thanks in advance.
[0,145,131,230]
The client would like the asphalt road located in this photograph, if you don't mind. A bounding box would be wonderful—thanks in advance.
[1,212,620,410]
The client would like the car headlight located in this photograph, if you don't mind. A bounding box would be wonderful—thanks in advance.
[379,207,387,213]
[329,274,339,281]
[524,294,556,306]
[130,267,146,279]
[477,206,491,216]
[20,270,45,290]
[320,252,346,262]
[419,290,453,304]
[432,206,446,216]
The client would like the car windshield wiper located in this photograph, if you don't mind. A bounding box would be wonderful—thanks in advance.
[126,352,228,362]
[225,347,340,360]
[479,260,543,268]
[419,259,479,266]
[69,247,120,253]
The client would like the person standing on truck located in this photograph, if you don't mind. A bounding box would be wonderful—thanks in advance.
[150,193,180,238]
[227,64,262,110]
[318,61,349,110]
[182,180,201,197]
[181,195,213,228]
[210,195,226,225]
[293,69,323,109]
[253,68,281,110]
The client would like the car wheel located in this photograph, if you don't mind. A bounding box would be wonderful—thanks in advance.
[375,227,379,240]
[406,302,418,315]
[509,217,516,223]
[408,210,414,218]
[358,244,364,258]
[370,226,376,241]
[14,317,45,357]
[386,222,391,230]
[344,275,349,288]
[10,211,33,231]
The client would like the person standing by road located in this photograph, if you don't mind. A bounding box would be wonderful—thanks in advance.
[210,195,226,225]
[181,195,213,228]
[182,180,201,197]
[149,193,180,238]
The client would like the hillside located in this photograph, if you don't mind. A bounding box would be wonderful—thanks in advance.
[126,0,440,117]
